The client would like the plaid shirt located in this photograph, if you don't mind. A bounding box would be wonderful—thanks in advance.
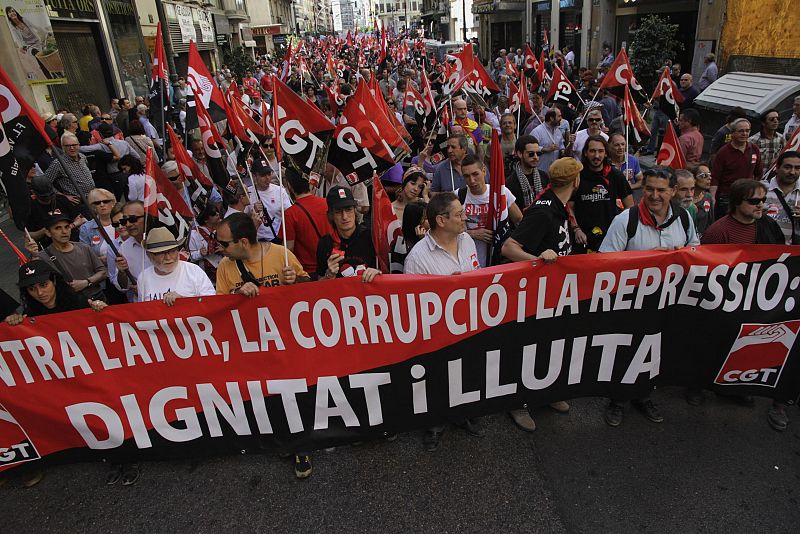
[44,152,94,198]
[749,131,786,172]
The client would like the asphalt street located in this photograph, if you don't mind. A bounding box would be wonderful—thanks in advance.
[1,392,798,533]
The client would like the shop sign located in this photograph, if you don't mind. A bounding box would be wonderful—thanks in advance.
[174,3,194,44]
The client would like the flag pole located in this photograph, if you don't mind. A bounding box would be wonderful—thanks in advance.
[276,162,289,267]
[572,87,602,133]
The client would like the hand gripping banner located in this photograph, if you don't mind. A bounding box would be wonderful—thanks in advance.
[0,246,798,470]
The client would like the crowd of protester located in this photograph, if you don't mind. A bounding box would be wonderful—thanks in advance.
[4,36,799,486]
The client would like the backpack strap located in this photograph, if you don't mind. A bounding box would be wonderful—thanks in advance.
[295,200,323,239]
[457,186,468,206]
[235,259,261,287]
[774,189,798,244]
[626,205,639,241]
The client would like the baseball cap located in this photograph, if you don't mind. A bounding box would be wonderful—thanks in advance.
[326,186,358,210]
[45,209,71,228]
[251,158,273,175]
[31,175,55,197]
[548,158,583,185]
[18,260,56,288]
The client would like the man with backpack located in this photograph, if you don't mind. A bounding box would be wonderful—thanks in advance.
[598,167,700,427]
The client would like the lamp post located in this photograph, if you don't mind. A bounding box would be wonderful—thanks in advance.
[461,0,467,41]
[154,0,179,94]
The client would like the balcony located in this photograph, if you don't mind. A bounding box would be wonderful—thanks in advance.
[222,0,250,21]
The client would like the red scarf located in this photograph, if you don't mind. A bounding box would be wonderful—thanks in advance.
[637,197,658,229]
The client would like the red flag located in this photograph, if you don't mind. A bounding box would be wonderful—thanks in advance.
[186,41,227,127]
[598,48,643,93]
[227,80,242,101]
[167,125,211,187]
[0,228,29,265]
[623,85,651,141]
[420,70,437,114]
[505,56,519,80]
[403,84,428,116]
[271,75,282,162]
[763,124,800,181]
[143,147,193,241]
[346,30,353,47]
[656,122,686,169]
[487,129,506,236]
[0,65,52,229]
[536,50,546,87]
[360,78,411,143]
[544,66,584,109]
[151,21,168,83]
[196,96,236,195]
[523,46,538,75]
[323,83,339,116]
[280,41,293,81]
[371,177,398,274]
[378,25,387,64]
[326,54,337,79]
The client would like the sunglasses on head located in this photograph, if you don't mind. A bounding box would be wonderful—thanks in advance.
[744,197,765,206]
[92,199,114,206]
[119,215,143,225]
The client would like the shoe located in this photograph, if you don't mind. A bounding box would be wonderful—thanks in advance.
[685,388,704,406]
[423,428,443,452]
[634,399,664,423]
[21,470,44,488]
[106,464,123,485]
[604,403,624,427]
[509,408,537,432]
[458,418,483,437]
[294,455,312,479]
[121,463,141,486]
[767,403,789,432]
[549,401,570,413]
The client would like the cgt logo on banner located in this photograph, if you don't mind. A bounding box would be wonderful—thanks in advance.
[715,321,800,387]
[0,403,40,468]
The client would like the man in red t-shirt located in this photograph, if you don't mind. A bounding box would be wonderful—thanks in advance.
[279,167,332,276]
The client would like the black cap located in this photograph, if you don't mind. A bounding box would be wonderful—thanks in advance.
[251,158,273,175]
[18,260,56,288]
[31,175,55,196]
[44,209,70,228]
[326,186,358,210]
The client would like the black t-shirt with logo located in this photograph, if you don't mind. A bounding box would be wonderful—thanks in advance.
[572,165,632,250]
[511,189,572,257]
[315,224,376,278]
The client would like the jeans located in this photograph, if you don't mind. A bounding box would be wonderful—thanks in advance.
[646,110,669,153]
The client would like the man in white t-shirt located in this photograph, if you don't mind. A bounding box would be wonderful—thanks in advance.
[249,158,293,241]
[138,227,215,304]
[458,154,522,267]
[573,107,608,161]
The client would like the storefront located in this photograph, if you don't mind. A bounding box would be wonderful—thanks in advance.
[251,25,283,56]
[533,0,583,63]
[473,0,525,61]
[44,0,147,111]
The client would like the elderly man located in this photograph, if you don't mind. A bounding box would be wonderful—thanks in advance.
[572,108,608,161]
[44,132,95,215]
[711,118,763,218]
[451,98,482,144]
[698,53,718,91]
[136,104,161,149]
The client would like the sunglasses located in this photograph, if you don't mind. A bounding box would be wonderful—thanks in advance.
[526,151,542,157]
[696,172,711,178]
[111,221,122,228]
[744,197,766,205]
[92,199,114,206]
[102,117,112,120]
[587,118,602,123]
[119,215,143,225]
[216,238,239,248]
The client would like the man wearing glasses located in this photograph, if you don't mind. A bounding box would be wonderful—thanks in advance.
[749,109,786,171]
[108,200,152,302]
[506,135,549,210]
[43,132,95,215]
[711,118,763,219]
[573,108,607,161]
[531,108,570,173]
[599,167,699,426]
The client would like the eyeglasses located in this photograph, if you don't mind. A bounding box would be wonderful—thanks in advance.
[216,238,239,248]
[744,197,766,205]
[92,199,114,206]
[443,209,465,218]
[119,215,143,225]
[696,172,711,178]
[588,117,602,123]
[526,151,542,157]
[62,143,80,148]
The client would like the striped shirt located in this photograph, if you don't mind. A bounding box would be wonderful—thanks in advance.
[44,153,94,198]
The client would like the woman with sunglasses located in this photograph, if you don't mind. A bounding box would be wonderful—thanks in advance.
[189,204,224,281]
[79,188,117,260]
[691,163,715,237]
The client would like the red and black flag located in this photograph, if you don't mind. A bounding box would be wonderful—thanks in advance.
[186,41,227,130]
[371,177,399,274]
[597,47,647,102]
[487,128,511,265]
[650,67,685,121]
[148,21,170,138]
[509,80,532,133]
[195,96,237,196]
[271,76,334,179]
[167,124,212,216]
[544,66,584,110]
[623,85,651,143]
[656,121,686,170]
[330,83,409,185]
[0,65,52,229]
[523,46,538,77]
[143,147,193,243]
